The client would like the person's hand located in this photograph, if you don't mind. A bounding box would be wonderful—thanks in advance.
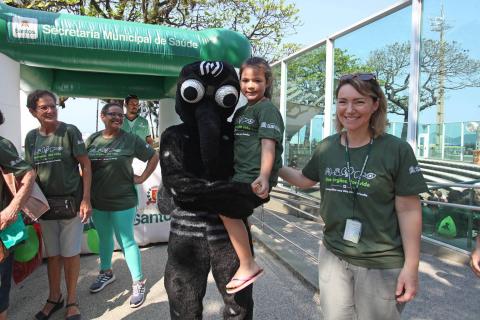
[395,265,419,303]
[79,199,92,224]
[0,205,18,230]
[470,246,480,277]
[134,175,144,185]
[251,175,269,199]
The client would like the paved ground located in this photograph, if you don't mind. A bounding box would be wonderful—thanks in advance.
[8,243,320,320]
[251,207,480,320]
[7,211,480,319]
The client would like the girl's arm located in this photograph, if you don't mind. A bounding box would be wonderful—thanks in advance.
[134,152,159,184]
[395,194,422,303]
[252,138,276,198]
[278,167,317,189]
[76,154,92,223]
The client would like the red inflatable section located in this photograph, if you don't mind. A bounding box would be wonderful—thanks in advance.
[13,223,43,284]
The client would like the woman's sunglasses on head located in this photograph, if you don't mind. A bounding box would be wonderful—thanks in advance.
[339,73,376,81]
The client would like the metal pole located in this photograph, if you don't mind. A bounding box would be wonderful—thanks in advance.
[407,0,422,151]
[95,99,99,132]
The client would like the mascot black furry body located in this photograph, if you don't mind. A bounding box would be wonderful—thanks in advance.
[160,61,259,319]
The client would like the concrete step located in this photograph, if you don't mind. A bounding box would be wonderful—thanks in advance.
[419,158,480,172]
[420,162,480,180]
[421,168,475,183]
[422,174,452,184]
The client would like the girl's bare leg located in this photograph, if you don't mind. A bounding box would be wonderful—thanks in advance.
[220,215,262,288]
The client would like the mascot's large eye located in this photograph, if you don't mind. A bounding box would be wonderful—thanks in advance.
[215,85,239,108]
[180,79,205,103]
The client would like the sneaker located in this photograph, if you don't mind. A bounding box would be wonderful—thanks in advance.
[130,279,147,308]
[89,271,116,293]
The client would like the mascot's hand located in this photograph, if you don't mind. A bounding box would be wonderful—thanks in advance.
[157,185,177,216]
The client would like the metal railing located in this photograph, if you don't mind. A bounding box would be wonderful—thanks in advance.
[251,182,480,261]
[251,186,322,263]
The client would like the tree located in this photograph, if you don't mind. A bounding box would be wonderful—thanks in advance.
[285,47,364,117]
[367,40,480,138]
[140,100,159,140]
[6,0,301,61]
[282,47,363,164]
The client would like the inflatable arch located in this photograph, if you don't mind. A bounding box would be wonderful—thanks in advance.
[0,3,251,253]
[0,2,251,98]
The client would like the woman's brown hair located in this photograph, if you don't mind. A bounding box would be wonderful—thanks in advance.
[335,74,387,137]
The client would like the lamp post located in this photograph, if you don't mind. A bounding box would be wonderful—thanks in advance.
[430,4,451,159]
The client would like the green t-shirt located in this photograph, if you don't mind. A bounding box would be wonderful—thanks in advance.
[302,133,428,268]
[86,130,155,211]
[232,99,284,185]
[121,115,151,142]
[24,122,86,202]
[0,136,32,211]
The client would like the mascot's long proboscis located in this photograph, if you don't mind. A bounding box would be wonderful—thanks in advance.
[159,61,258,320]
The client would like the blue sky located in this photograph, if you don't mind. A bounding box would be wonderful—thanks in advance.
[60,0,400,135]
[283,0,398,46]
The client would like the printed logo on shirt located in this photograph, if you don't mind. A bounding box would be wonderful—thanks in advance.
[10,158,23,167]
[260,121,282,133]
[324,165,376,198]
[33,146,64,164]
[408,165,422,175]
[88,146,122,161]
[234,115,257,136]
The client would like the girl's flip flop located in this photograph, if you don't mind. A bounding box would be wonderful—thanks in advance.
[226,269,264,294]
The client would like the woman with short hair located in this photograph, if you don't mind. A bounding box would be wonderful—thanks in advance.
[25,90,92,320]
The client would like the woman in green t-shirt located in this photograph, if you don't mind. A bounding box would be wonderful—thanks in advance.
[26,90,92,320]
[86,102,158,309]
[0,110,36,320]
[277,73,427,320]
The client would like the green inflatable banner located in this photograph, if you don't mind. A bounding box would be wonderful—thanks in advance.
[0,3,251,98]
[0,3,251,75]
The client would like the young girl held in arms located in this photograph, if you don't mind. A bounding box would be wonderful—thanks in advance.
[221,57,284,294]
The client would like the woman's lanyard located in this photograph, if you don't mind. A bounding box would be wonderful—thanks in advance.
[344,134,373,218]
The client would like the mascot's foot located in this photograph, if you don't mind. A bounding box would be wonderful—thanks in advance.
[226,269,264,294]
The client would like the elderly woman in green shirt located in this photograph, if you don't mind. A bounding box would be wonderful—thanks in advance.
[25,90,92,320]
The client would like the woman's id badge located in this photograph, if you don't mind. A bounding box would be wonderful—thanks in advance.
[343,219,362,244]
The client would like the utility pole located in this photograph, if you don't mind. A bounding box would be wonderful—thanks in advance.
[430,3,451,158]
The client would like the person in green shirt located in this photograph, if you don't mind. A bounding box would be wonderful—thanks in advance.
[25,90,92,320]
[0,109,36,320]
[86,102,159,309]
[222,57,284,294]
[121,94,153,146]
[277,73,427,320]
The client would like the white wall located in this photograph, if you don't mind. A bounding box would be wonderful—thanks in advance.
[158,98,180,138]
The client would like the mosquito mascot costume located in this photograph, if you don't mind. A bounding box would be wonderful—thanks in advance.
[159,61,259,319]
